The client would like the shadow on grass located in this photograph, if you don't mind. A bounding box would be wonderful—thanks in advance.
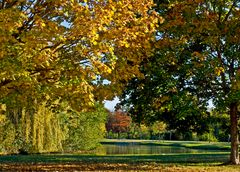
[0,153,229,165]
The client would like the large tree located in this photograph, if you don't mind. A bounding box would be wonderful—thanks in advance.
[0,0,158,152]
[0,0,158,108]
[121,0,240,164]
[120,55,211,137]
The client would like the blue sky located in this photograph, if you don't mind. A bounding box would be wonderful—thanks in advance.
[104,97,119,111]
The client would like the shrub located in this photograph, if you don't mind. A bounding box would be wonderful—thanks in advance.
[198,132,218,142]
[63,104,107,151]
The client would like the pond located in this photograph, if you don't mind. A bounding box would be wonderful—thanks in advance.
[94,141,211,155]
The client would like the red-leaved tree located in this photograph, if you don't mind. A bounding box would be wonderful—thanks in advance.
[106,110,131,138]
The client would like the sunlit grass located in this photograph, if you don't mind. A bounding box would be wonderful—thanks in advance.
[101,139,231,151]
[1,140,238,171]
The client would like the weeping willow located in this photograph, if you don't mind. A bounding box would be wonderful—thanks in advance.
[0,102,107,154]
[0,102,67,153]
[0,106,16,153]
[22,102,67,153]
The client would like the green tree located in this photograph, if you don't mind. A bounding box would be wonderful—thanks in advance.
[0,102,67,153]
[120,55,211,137]
[121,0,240,164]
[151,121,167,140]
[155,0,240,164]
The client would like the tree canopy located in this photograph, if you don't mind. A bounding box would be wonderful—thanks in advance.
[0,0,159,153]
[106,110,131,135]
[120,0,240,164]
[0,0,159,110]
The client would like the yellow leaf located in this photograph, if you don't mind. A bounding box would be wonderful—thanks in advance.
[125,42,130,48]
[40,22,46,28]
[215,67,224,76]
[106,67,112,74]
[128,4,133,10]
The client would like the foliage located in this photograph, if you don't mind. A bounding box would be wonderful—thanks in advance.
[152,0,240,109]
[63,104,107,151]
[0,103,107,153]
[151,121,167,135]
[0,102,68,153]
[106,119,168,140]
[106,110,131,134]
[120,0,240,163]
[0,0,158,110]
[0,0,158,153]
[208,112,230,142]
[120,55,212,134]
[198,132,218,142]
[0,117,16,153]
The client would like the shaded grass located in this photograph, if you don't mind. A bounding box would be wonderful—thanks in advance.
[1,162,240,172]
[0,152,230,164]
[0,140,238,171]
[0,153,237,172]
[0,139,231,165]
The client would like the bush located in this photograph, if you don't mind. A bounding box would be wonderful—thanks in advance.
[217,132,230,142]
[63,104,107,151]
[198,132,218,142]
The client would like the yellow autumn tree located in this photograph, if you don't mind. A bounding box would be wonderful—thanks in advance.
[0,0,158,153]
[0,0,158,108]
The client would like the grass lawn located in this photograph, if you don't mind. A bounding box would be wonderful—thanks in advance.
[101,139,231,151]
[0,140,240,171]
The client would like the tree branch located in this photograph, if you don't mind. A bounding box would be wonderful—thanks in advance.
[1,0,5,9]
[223,0,238,23]
[0,79,12,88]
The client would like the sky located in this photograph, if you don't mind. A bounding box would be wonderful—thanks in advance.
[104,97,214,112]
[104,97,119,111]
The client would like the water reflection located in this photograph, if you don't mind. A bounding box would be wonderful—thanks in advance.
[95,143,205,155]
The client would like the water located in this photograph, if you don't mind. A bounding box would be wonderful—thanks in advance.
[95,142,207,155]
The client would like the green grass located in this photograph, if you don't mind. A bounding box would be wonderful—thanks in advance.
[101,139,231,151]
[0,138,232,165]
[0,140,238,171]
[0,152,230,164]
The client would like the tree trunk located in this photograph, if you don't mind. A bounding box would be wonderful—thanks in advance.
[230,102,239,164]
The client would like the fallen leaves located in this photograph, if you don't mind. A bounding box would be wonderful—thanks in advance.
[0,162,239,172]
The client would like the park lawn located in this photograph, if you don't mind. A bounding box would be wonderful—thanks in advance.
[0,153,239,171]
[101,139,231,151]
[0,140,239,171]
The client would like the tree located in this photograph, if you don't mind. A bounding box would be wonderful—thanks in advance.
[155,0,240,164]
[0,102,68,153]
[106,110,131,138]
[0,0,158,153]
[121,0,240,164]
[151,121,167,140]
[0,0,158,108]
[120,55,211,138]
[63,103,107,151]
